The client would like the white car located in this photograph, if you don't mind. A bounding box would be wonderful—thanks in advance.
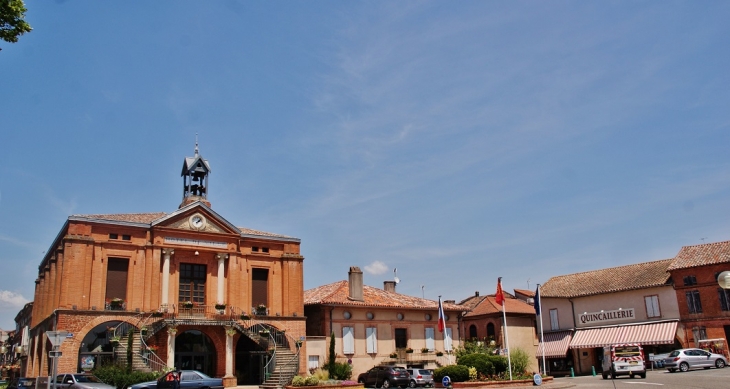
[663,348,727,372]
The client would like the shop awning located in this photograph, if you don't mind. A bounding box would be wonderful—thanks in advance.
[570,321,678,349]
[537,330,573,358]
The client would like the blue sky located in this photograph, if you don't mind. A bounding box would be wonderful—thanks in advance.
[1,1,730,330]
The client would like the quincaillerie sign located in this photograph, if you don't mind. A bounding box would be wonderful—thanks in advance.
[580,308,635,324]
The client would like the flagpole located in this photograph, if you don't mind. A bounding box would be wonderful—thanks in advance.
[538,284,546,376]
[497,277,512,381]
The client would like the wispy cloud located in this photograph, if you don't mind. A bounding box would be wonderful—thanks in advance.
[0,290,29,309]
[364,261,389,275]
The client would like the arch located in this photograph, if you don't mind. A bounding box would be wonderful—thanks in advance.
[469,324,478,339]
[487,322,496,341]
[174,330,218,377]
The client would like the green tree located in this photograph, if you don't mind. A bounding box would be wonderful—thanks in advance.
[327,332,336,376]
[1,0,32,47]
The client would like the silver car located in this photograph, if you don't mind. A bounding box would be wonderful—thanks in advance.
[54,374,115,389]
[663,348,727,372]
[405,369,433,388]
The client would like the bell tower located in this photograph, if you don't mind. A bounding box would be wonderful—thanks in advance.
[180,139,212,208]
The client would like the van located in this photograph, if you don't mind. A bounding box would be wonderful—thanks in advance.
[601,343,646,379]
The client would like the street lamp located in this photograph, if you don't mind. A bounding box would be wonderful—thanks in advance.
[718,271,730,289]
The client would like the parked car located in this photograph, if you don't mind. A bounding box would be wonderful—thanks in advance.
[54,374,115,389]
[601,343,646,379]
[357,365,410,388]
[663,348,728,372]
[7,377,36,389]
[127,370,223,389]
[405,369,433,388]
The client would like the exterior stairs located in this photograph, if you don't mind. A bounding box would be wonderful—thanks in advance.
[113,331,154,372]
[259,347,299,389]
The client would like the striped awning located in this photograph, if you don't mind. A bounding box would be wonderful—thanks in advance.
[537,330,573,358]
[570,321,678,349]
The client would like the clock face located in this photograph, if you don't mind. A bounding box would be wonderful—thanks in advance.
[190,214,206,230]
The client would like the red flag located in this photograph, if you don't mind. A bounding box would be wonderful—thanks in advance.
[437,296,446,332]
[495,277,504,306]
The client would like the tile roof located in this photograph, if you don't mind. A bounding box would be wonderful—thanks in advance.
[458,292,488,310]
[540,259,673,298]
[464,295,536,317]
[304,280,464,311]
[71,213,293,239]
[513,288,535,298]
[668,240,730,270]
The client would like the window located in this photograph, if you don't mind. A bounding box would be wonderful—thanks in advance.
[252,247,259,252]
[444,328,453,351]
[692,326,707,346]
[109,233,118,239]
[395,328,408,348]
[487,323,495,340]
[469,325,477,339]
[550,309,559,330]
[121,234,131,241]
[179,263,207,305]
[645,295,661,318]
[308,356,319,371]
[366,327,377,354]
[425,328,435,351]
[683,275,697,286]
[719,288,730,311]
[686,290,703,314]
[105,258,129,306]
[262,247,269,253]
[343,327,354,354]
[251,268,269,308]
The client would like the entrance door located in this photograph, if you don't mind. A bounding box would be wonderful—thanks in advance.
[177,354,207,372]
[174,330,216,377]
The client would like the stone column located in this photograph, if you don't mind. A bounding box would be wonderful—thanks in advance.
[216,253,228,304]
[161,249,174,309]
[223,327,236,387]
[167,327,177,369]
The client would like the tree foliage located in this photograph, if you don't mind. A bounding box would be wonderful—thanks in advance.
[327,332,336,376]
[454,339,496,359]
[0,0,32,45]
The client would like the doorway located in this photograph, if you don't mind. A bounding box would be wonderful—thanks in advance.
[174,330,216,377]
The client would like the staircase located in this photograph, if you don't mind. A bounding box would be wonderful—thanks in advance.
[113,330,155,372]
[259,347,299,389]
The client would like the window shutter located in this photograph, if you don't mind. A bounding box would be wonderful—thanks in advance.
[366,327,377,354]
[105,258,129,300]
[425,328,435,351]
[343,327,355,354]
[444,328,453,351]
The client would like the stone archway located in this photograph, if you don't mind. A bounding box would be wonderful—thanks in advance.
[174,330,217,377]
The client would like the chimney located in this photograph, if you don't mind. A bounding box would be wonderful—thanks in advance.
[384,280,396,293]
[348,267,364,301]
[475,291,480,297]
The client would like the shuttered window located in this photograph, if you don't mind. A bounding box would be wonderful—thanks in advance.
[444,328,453,351]
[252,268,269,308]
[645,295,660,318]
[343,326,354,354]
[179,264,206,305]
[105,258,129,301]
[425,328,435,351]
[366,327,377,354]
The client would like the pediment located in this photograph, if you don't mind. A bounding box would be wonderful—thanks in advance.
[151,201,241,235]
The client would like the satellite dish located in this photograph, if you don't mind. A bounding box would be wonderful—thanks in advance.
[394,277,400,284]
[394,268,399,284]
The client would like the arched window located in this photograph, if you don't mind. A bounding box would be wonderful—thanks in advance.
[469,324,477,339]
[487,322,495,341]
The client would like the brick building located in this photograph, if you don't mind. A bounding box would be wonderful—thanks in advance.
[303,267,464,378]
[667,240,730,357]
[26,145,306,387]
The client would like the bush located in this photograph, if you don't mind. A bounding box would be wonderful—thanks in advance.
[457,353,494,377]
[433,365,469,382]
[329,362,352,380]
[291,376,306,386]
[310,368,329,381]
[93,364,162,389]
[486,355,509,375]
[509,347,531,376]
[305,376,320,386]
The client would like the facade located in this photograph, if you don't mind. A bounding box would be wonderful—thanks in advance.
[303,267,464,377]
[667,240,730,357]
[539,259,681,376]
[459,291,540,374]
[25,146,306,387]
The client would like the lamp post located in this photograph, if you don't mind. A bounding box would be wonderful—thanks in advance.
[718,271,730,289]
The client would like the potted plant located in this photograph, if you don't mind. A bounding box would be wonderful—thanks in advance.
[421,347,430,353]
[151,311,163,317]
[147,345,158,353]
[140,326,148,335]
[259,328,270,336]
[109,336,121,346]
[405,348,414,354]
[389,352,398,358]
[181,301,194,309]
[215,303,227,310]
[436,351,444,356]
[110,298,124,309]
[256,304,267,315]
[240,313,251,320]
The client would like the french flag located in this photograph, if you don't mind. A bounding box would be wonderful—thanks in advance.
[437,296,446,332]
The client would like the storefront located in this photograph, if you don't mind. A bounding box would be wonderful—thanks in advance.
[536,330,574,377]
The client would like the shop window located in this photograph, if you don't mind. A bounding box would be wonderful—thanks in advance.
[343,326,354,354]
[645,295,661,318]
[550,309,559,330]
[366,327,378,353]
[686,290,702,314]
[719,288,730,311]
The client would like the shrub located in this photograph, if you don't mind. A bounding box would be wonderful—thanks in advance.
[486,355,509,375]
[329,362,352,380]
[291,376,306,387]
[509,347,530,376]
[454,340,495,359]
[305,376,320,386]
[433,365,469,382]
[93,364,162,389]
[310,369,329,381]
[457,353,494,377]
